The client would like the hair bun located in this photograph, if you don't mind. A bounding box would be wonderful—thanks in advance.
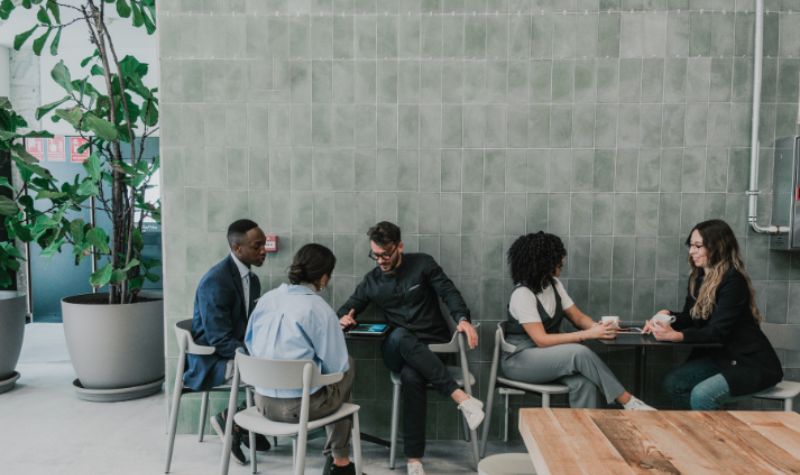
[288,263,306,284]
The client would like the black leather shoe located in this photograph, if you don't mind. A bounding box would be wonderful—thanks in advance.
[329,462,356,475]
[242,433,272,452]
[230,433,248,466]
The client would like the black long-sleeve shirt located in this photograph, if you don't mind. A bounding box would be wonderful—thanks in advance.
[337,253,471,342]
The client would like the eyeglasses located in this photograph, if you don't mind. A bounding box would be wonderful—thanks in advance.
[368,246,397,261]
[686,243,705,250]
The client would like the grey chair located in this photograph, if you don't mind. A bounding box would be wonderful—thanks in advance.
[752,323,800,411]
[479,322,569,457]
[477,453,536,475]
[165,319,240,473]
[388,320,480,470]
[220,350,363,475]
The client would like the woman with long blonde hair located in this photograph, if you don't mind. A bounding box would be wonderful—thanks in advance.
[645,219,783,409]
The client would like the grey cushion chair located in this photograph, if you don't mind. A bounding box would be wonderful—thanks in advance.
[479,322,569,457]
[219,349,363,475]
[165,319,241,473]
[388,318,480,470]
[752,323,800,411]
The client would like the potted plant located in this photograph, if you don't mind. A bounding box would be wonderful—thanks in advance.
[0,98,53,393]
[3,0,163,401]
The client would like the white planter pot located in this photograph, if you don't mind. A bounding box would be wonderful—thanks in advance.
[62,293,164,392]
[0,291,26,393]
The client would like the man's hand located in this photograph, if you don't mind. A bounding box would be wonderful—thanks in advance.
[339,308,357,330]
[457,320,479,349]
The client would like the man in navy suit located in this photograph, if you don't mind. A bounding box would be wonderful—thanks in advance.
[183,219,268,464]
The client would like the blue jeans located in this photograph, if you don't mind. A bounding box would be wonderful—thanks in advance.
[663,357,739,410]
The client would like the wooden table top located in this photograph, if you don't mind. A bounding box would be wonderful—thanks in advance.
[519,408,800,475]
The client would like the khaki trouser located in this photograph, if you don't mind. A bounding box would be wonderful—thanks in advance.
[255,358,355,459]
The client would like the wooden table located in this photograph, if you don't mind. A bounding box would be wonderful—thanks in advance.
[519,408,800,475]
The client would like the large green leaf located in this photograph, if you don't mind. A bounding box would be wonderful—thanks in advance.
[54,106,82,128]
[0,195,17,215]
[32,27,51,55]
[90,263,113,287]
[35,190,67,200]
[35,95,70,120]
[85,227,110,253]
[49,26,61,55]
[142,99,158,126]
[69,219,85,242]
[83,153,102,181]
[76,179,99,197]
[36,6,50,24]
[141,6,156,34]
[45,0,59,23]
[0,0,15,20]
[39,236,64,258]
[84,113,118,141]
[130,1,143,27]
[51,60,72,92]
[116,0,130,18]
[13,25,38,50]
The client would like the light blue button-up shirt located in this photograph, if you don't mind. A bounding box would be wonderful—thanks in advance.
[245,283,350,398]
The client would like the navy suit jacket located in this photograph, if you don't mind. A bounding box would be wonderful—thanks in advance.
[183,255,260,391]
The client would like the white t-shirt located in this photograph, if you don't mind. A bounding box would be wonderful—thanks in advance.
[508,278,575,324]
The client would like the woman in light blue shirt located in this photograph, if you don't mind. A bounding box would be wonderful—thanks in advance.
[245,243,355,475]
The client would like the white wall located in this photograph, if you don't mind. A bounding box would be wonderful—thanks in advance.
[0,3,159,135]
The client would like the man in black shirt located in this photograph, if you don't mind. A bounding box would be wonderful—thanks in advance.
[338,221,483,475]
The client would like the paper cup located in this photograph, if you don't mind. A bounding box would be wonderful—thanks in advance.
[600,316,620,327]
[651,313,676,325]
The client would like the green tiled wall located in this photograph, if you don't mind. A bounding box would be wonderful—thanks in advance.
[158,0,800,438]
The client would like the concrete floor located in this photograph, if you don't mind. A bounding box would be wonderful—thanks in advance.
[0,324,524,475]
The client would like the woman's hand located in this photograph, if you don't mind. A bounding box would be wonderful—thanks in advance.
[651,321,683,342]
[582,321,617,341]
[643,309,671,334]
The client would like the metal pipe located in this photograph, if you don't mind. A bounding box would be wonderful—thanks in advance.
[24,240,32,321]
[748,0,789,234]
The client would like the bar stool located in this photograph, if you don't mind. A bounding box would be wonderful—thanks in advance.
[478,453,535,475]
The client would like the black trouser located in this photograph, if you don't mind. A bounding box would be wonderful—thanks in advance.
[382,327,460,459]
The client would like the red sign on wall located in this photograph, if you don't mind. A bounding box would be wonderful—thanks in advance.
[25,138,44,160]
[46,136,66,161]
[69,137,90,163]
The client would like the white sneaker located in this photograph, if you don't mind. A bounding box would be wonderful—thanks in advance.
[458,396,485,430]
[624,396,656,411]
[407,461,425,475]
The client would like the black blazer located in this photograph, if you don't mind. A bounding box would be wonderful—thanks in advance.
[671,268,783,397]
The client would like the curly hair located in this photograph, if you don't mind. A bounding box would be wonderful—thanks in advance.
[687,219,762,322]
[507,232,567,293]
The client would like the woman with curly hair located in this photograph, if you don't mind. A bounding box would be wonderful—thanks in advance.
[502,232,653,410]
[646,219,783,410]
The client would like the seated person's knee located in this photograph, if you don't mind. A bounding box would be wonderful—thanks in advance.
[399,365,425,385]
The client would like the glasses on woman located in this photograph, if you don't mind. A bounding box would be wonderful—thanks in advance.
[368,246,397,261]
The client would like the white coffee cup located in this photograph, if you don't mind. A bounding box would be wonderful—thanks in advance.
[600,315,620,328]
[650,313,676,325]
